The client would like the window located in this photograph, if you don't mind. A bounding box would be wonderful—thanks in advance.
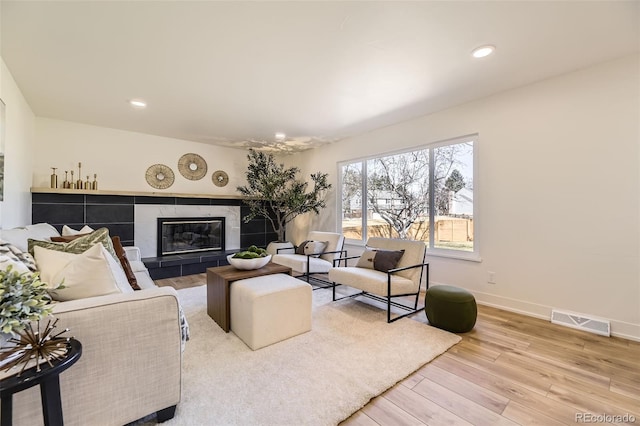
[339,135,476,258]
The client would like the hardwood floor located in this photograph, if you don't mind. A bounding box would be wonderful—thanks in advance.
[157,274,640,426]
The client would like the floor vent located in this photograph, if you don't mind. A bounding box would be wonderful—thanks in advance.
[551,309,610,337]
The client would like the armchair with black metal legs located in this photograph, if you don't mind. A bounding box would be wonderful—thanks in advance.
[328,237,428,323]
[271,231,346,289]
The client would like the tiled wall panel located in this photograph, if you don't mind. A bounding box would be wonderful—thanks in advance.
[32,193,270,278]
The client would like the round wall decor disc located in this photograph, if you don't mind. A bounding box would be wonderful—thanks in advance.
[145,164,175,189]
[212,170,229,187]
[178,153,207,180]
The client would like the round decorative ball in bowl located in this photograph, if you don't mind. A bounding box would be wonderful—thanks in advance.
[227,254,272,270]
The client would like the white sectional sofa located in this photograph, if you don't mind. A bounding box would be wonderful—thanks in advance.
[0,223,156,290]
[0,223,183,425]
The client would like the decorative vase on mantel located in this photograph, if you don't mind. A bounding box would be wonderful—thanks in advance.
[266,241,295,256]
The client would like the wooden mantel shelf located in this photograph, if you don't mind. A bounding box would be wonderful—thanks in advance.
[31,187,244,200]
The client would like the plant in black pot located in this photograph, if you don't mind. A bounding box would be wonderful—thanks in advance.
[237,149,331,253]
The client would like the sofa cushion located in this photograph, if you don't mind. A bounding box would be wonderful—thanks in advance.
[33,244,132,301]
[271,254,333,275]
[328,266,416,297]
[132,267,157,290]
[28,227,118,260]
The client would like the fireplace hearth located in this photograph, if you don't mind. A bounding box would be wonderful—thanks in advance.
[157,217,225,256]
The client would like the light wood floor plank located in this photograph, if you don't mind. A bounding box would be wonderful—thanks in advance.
[382,381,473,426]
[339,411,379,426]
[610,379,640,401]
[434,354,584,423]
[418,364,509,414]
[494,350,612,390]
[412,378,518,426]
[547,385,640,423]
[161,274,640,426]
[361,395,424,426]
[501,401,569,426]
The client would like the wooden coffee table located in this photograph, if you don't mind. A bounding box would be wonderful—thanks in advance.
[206,262,292,332]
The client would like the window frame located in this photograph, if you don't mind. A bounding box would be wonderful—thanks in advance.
[337,134,480,262]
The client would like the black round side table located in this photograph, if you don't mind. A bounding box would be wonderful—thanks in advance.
[0,338,82,426]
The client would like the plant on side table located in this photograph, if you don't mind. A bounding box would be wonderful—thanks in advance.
[237,149,331,253]
[0,266,69,375]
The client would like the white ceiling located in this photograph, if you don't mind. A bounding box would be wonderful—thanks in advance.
[1,1,638,153]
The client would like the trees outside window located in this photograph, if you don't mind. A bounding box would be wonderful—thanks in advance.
[340,136,475,254]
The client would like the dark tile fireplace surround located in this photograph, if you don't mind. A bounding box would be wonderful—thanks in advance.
[31,192,278,279]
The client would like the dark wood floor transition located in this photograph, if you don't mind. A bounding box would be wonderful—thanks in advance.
[157,274,640,426]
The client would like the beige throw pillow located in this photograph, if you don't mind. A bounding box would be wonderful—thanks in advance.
[356,249,377,269]
[62,225,95,236]
[303,240,328,257]
[33,244,132,301]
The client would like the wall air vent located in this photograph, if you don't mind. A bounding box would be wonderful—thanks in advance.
[551,309,610,337]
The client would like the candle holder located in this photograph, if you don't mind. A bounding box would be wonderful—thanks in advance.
[50,168,58,189]
[76,163,83,189]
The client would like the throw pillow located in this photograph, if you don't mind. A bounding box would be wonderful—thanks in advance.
[62,225,95,236]
[33,244,132,301]
[28,227,118,260]
[303,240,328,257]
[373,249,405,272]
[356,249,377,269]
[295,240,310,255]
[0,254,31,274]
[111,236,140,290]
[0,239,37,272]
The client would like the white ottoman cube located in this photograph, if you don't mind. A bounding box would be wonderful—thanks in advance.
[231,273,312,350]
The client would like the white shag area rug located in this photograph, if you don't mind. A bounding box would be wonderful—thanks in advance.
[163,285,461,426]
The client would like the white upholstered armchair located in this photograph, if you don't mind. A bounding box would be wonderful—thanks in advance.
[328,237,428,323]
[271,231,345,287]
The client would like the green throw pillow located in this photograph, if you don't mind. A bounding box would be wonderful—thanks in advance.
[28,227,118,260]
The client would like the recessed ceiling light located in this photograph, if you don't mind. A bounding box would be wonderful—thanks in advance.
[275,132,286,141]
[129,99,147,108]
[471,45,495,59]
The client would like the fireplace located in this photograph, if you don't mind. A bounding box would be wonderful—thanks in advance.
[157,217,225,256]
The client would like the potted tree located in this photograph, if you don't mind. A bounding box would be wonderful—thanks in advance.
[237,149,331,254]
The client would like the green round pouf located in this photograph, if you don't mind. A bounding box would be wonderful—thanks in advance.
[425,285,477,333]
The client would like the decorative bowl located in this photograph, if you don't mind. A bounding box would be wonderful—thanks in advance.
[227,254,272,270]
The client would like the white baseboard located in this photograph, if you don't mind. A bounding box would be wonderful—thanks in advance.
[428,281,640,342]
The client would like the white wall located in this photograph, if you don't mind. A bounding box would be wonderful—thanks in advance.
[293,54,640,340]
[33,118,250,196]
[0,58,35,228]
